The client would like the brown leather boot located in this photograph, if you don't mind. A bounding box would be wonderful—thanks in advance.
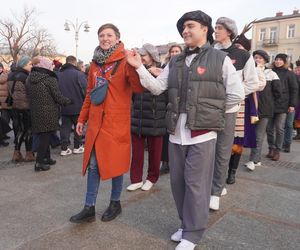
[266,148,274,158]
[272,149,280,161]
[12,150,24,163]
[24,151,36,162]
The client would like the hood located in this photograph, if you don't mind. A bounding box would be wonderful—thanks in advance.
[60,63,79,72]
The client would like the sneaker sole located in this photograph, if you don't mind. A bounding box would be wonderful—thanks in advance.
[69,216,96,223]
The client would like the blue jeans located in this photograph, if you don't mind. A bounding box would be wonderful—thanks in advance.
[85,149,123,206]
[267,113,287,150]
[283,111,295,146]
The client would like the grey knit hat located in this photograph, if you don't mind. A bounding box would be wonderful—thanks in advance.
[216,17,238,40]
[139,43,160,63]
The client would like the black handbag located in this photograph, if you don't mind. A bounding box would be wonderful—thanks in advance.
[90,60,121,105]
[5,80,17,106]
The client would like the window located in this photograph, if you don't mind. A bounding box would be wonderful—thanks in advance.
[270,27,277,43]
[259,28,266,41]
[287,24,295,38]
[287,49,293,62]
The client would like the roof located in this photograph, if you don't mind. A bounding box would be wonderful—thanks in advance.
[255,13,300,23]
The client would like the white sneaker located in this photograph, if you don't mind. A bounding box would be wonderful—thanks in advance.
[126,182,143,191]
[221,187,227,196]
[141,180,153,191]
[73,146,84,154]
[175,239,196,250]
[244,161,255,171]
[60,148,72,156]
[171,228,183,242]
[209,195,220,211]
[255,162,262,167]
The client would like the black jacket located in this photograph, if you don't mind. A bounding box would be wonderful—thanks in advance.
[272,66,298,113]
[258,69,281,118]
[26,67,71,133]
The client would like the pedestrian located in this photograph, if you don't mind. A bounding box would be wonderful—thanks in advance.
[26,56,72,171]
[210,17,260,211]
[127,10,244,250]
[127,43,167,192]
[160,44,183,175]
[57,55,87,156]
[70,23,144,224]
[293,59,300,140]
[7,56,35,163]
[267,53,298,158]
[244,50,281,170]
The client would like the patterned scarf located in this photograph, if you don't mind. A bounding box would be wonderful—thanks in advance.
[93,43,120,65]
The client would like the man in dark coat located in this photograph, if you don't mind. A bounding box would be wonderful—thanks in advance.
[57,55,87,156]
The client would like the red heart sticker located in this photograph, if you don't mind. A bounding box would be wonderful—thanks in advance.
[197,66,206,75]
[231,59,236,64]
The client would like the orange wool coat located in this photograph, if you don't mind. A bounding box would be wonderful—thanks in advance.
[78,42,144,180]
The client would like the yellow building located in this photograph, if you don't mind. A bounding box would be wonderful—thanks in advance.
[252,9,300,64]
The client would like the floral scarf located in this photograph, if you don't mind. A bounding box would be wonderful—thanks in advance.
[92,42,120,65]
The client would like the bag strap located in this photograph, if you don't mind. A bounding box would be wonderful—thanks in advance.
[110,60,121,77]
[11,80,17,94]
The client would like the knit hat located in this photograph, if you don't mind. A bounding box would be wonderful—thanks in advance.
[177,10,214,44]
[216,17,238,40]
[253,50,270,63]
[32,56,53,71]
[275,53,288,63]
[233,34,251,51]
[17,56,31,68]
[53,59,62,68]
[139,43,160,63]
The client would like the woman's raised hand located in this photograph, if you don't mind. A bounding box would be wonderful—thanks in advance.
[126,49,142,69]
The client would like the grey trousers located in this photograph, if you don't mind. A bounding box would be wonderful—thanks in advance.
[211,112,237,196]
[267,113,287,150]
[169,139,216,244]
[249,117,269,163]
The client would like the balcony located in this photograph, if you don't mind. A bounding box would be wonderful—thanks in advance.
[262,38,278,47]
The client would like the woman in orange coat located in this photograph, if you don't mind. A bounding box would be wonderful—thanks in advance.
[70,23,143,223]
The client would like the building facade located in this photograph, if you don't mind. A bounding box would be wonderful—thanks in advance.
[252,10,300,64]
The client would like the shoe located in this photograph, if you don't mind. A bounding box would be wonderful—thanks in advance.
[43,158,56,165]
[226,169,236,185]
[12,150,24,163]
[254,162,261,167]
[266,148,274,158]
[126,182,143,191]
[101,200,122,222]
[24,151,36,162]
[175,239,196,250]
[171,228,183,242]
[272,149,280,161]
[70,205,95,223]
[0,140,9,147]
[160,161,170,175]
[283,144,290,153]
[141,180,153,191]
[73,145,84,154]
[34,163,50,172]
[209,196,220,211]
[221,188,227,196]
[244,161,255,171]
[60,148,72,156]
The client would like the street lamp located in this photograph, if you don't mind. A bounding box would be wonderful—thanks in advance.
[64,18,90,58]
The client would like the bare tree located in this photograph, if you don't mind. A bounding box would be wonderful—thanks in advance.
[0,6,57,63]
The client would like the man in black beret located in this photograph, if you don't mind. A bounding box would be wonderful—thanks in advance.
[127,10,244,249]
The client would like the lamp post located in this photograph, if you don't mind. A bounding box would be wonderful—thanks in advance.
[64,18,90,58]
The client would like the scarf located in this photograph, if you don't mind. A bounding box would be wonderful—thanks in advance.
[93,43,120,65]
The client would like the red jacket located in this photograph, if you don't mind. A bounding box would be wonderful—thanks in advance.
[78,42,144,180]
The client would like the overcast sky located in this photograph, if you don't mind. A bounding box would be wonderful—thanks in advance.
[2,0,300,63]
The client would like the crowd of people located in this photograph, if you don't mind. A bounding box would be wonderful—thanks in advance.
[1,9,300,250]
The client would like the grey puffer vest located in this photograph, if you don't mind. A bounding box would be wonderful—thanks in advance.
[166,44,227,134]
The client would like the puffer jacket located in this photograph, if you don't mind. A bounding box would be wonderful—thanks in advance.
[0,72,10,109]
[7,67,30,110]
